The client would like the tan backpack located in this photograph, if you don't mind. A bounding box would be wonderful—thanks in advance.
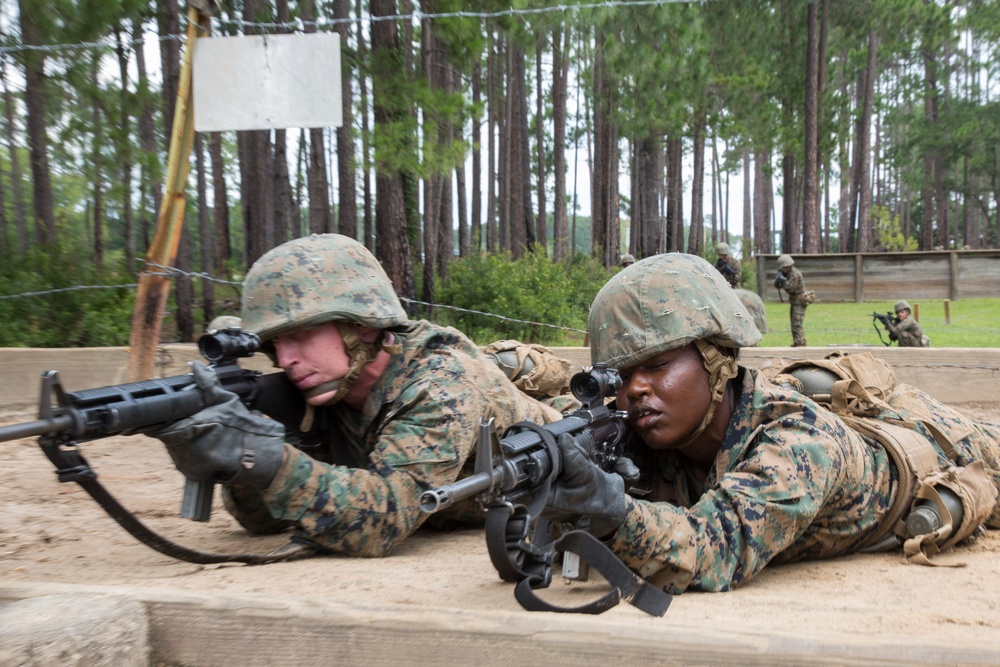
[775,351,997,565]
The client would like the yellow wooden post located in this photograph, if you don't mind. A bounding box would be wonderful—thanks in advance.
[127,5,211,381]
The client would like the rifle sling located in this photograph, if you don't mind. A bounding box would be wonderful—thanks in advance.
[513,530,673,617]
[41,439,312,565]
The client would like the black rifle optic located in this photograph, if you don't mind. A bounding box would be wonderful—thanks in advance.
[773,271,787,288]
[0,327,307,564]
[871,311,899,347]
[716,261,737,278]
[420,364,671,617]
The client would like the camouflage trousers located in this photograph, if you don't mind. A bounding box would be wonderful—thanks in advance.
[790,300,807,346]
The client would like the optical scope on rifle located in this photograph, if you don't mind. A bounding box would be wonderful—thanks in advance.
[0,327,304,524]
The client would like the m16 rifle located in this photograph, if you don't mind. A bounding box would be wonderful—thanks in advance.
[871,311,899,346]
[773,270,787,302]
[0,328,307,564]
[421,364,671,617]
[715,259,737,279]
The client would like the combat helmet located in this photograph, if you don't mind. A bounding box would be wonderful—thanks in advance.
[589,253,761,449]
[777,254,794,268]
[242,234,408,404]
[620,253,636,267]
[589,253,760,371]
[242,233,407,340]
[715,242,730,256]
[894,300,911,314]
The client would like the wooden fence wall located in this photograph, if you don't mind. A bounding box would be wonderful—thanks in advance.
[755,250,1000,303]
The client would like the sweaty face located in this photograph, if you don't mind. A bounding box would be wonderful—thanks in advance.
[615,344,713,450]
[272,322,350,406]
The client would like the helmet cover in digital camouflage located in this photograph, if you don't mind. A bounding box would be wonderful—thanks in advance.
[894,300,911,314]
[589,253,762,370]
[777,254,794,268]
[715,242,730,255]
[241,234,408,341]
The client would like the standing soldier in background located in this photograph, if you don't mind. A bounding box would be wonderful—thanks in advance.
[714,243,741,288]
[887,300,929,347]
[774,254,809,347]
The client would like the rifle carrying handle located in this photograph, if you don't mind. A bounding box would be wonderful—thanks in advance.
[181,478,215,522]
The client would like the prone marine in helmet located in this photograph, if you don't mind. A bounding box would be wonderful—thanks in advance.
[713,242,741,288]
[539,253,1000,593]
[151,234,563,557]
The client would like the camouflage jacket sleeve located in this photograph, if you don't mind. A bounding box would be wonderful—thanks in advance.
[781,268,804,296]
[606,369,891,594]
[888,317,923,347]
[258,374,484,556]
[244,322,560,557]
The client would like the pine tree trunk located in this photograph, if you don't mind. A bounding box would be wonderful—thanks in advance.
[371,0,415,303]
[534,31,547,252]
[856,28,878,253]
[195,133,214,327]
[802,1,820,253]
[551,26,569,261]
[0,57,27,255]
[333,0,357,240]
[17,0,56,245]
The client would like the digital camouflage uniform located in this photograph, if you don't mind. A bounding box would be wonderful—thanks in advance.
[715,257,742,288]
[887,316,926,348]
[588,252,1000,595]
[223,321,562,557]
[606,369,1000,594]
[225,234,563,557]
[779,266,808,346]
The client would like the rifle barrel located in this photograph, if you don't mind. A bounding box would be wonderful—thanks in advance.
[0,415,75,443]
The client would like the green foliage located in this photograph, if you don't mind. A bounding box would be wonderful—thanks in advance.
[872,205,918,252]
[759,298,1000,348]
[0,242,134,347]
[431,248,612,345]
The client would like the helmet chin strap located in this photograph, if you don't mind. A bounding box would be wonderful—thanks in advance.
[302,324,402,407]
[672,339,738,450]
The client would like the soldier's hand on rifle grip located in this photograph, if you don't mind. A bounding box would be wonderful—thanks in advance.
[151,362,287,491]
[542,433,629,539]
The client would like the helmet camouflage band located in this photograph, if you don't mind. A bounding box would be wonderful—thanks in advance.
[241,233,408,341]
[894,300,911,313]
[777,254,794,268]
[715,242,730,255]
[589,253,762,369]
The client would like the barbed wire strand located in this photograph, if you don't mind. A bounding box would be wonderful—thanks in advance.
[3,268,999,344]
[0,0,696,57]
[0,266,587,335]
[399,297,587,335]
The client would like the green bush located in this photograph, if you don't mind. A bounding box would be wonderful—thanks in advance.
[0,244,135,347]
[432,249,613,345]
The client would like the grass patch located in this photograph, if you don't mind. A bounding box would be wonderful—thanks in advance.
[758,298,1000,348]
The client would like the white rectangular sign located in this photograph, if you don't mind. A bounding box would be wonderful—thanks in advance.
[193,32,342,132]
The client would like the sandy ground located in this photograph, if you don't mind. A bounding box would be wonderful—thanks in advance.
[3,402,1000,649]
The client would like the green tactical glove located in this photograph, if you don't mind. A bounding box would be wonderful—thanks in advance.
[152,362,286,490]
[542,432,629,538]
